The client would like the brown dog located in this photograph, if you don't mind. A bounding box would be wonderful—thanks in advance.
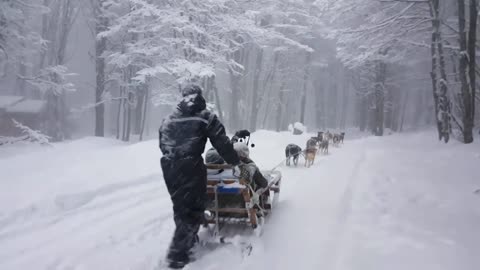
[305,137,318,167]
[305,150,316,167]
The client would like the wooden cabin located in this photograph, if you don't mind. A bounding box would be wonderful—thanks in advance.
[0,96,47,136]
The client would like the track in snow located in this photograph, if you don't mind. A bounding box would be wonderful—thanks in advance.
[1,131,479,270]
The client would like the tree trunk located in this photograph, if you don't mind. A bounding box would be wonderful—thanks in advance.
[457,0,474,143]
[228,47,247,131]
[399,88,409,132]
[300,52,311,124]
[430,0,451,142]
[139,86,149,141]
[374,60,386,136]
[368,87,376,133]
[229,68,240,131]
[261,97,272,129]
[116,88,123,140]
[202,76,211,101]
[339,74,348,130]
[467,0,477,142]
[55,0,76,140]
[122,98,128,141]
[329,81,339,129]
[95,4,107,137]
[315,82,324,130]
[121,70,128,141]
[249,48,263,131]
[384,87,393,131]
[276,82,286,132]
[211,76,224,123]
[260,52,279,129]
[352,74,366,131]
[429,2,441,139]
[38,0,50,72]
[126,99,132,142]
[239,47,251,128]
[15,22,27,96]
[38,0,77,141]
[359,92,368,132]
[134,85,145,135]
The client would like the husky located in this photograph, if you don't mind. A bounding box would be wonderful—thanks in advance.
[285,144,302,166]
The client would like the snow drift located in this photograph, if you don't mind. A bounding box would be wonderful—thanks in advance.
[0,130,479,270]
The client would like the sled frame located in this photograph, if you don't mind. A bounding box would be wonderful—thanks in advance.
[205,164,281,231]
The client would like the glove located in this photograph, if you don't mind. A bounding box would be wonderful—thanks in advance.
[233,163,244,176]
[233,164,250,180]
[235,129,251,138]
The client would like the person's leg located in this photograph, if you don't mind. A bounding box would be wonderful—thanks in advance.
[162,158,206,267]
[167,209,201,265]
[170,195,204,262]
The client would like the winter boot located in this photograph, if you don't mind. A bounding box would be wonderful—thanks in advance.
[167,247,190,270]
[168,260,188,269]
[167,253,190,269]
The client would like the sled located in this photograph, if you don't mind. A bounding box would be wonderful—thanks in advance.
[204,164,281,232]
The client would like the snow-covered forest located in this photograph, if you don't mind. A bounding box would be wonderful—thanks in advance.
[1,1,480,270]
[1,0,479,143]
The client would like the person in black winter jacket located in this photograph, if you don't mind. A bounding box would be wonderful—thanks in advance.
[158,84,240,269]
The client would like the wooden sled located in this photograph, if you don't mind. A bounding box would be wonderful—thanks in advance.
[205,164,281,232]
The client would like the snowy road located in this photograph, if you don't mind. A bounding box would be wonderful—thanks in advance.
[1,131,479,270]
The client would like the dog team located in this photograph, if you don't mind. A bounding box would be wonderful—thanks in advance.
[285,131,345,168]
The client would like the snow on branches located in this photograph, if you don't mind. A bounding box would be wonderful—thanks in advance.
[0,119,52,146]
[0,0,49,67]
[100,0,319,90]
[318,0,431,68]
[134,60,215,85]
[20,65,77,95]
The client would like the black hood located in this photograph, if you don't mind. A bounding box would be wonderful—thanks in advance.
[181,84,203,97]
[177,93,206,115]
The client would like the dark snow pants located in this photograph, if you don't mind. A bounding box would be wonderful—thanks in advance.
[161,156,207,262]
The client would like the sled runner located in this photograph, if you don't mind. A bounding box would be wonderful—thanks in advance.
[205,164,281,233]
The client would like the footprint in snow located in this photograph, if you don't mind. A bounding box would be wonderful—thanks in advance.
[55,192,95,211]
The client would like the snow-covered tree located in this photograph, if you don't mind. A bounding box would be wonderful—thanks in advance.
[455,0,477,143]
[316,0,457,139]
[93,0,317,138]
[11,119,51,145]
[0,1,47,70]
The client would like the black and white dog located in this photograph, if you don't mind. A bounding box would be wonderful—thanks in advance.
[332,132,346,146]
[285,144,302,166]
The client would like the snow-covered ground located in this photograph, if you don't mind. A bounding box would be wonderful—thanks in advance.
[0,130,479,270]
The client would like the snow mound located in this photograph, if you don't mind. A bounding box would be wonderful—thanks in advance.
[288,122,306,135]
